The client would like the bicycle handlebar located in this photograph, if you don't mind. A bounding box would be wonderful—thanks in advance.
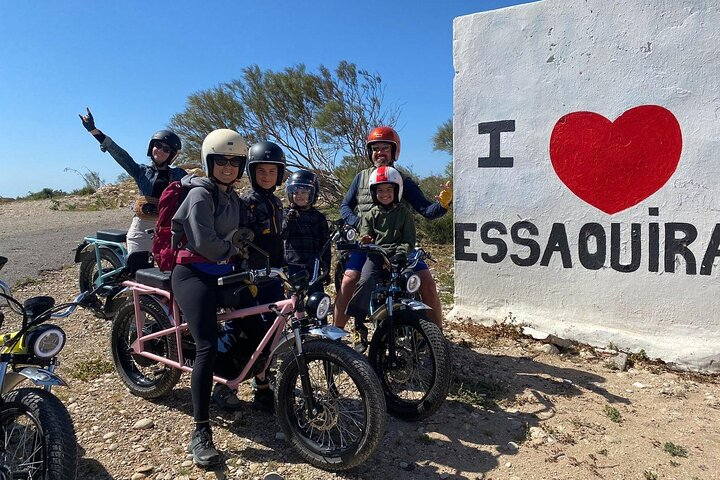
[217,268,284,286]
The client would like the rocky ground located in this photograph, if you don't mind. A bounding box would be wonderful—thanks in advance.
[1,199,719,480]
[4,265,717,480]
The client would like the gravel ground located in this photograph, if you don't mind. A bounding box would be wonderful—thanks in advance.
[1,266,716,480]
[0,200,131,287]
[1,200,719,480]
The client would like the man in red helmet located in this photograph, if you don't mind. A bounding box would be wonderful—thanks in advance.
[334,126,452,334]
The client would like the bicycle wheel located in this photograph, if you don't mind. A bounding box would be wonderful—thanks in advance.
[275,339,385,471]
[110,296,181,398]
[368,310,452,421]
[0,388,77,480]
[78,247,122,293]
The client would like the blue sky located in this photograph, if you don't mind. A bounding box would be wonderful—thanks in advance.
[0,0,536,198]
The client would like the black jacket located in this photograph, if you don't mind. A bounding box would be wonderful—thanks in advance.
[241,188,284,269]
[282,206,331,273]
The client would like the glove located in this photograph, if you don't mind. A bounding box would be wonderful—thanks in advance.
[436,181,453,209]
[233,244,250,261]
[232,228,255,247]
[286,208,299,220]
[79,107,96,132]
[390,253,407,268]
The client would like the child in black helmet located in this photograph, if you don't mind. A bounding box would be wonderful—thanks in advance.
[235,140,287,412]
[79,107,187,254]
[282,169,331,295]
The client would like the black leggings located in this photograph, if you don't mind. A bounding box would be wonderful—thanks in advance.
[171,264,220,424]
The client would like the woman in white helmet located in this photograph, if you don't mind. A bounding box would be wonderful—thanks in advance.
[170,128,248,466]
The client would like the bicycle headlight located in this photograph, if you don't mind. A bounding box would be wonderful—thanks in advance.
[402,272,422,294]
[307,292,332,320]
[344,226,357,242]
[26,325,66,359]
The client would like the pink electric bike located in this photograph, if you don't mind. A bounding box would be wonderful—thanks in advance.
[108,254,385,471]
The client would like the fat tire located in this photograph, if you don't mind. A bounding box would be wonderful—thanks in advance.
[368,310,452,421]
[1,388,77,480]
[78,247,123,294]
[275,339,385,471]
[110,296,181,398]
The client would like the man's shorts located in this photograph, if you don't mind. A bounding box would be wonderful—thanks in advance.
[344,251,429,272]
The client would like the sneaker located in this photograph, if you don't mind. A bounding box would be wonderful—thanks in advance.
[211,383,244,411]
[253,387,275,414]
[187,429,221,466]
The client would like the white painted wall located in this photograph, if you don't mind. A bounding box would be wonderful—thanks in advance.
[452,0,720,372]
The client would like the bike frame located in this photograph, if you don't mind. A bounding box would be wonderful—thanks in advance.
[77,236,128,289]
[121,270,344,415]
[351,244,432,363]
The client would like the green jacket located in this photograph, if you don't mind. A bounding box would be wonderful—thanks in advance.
[359,203,415,256]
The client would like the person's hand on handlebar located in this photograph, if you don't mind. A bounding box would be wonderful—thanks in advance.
[232,228,255,247]
[360,235,373,245]
[390,253,407,268]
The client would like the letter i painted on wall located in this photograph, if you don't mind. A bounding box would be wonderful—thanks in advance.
[478,120,515,168]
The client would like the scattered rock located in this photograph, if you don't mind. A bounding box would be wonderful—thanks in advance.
[535,343,560,354]
[133,418,154,430]
[614,353,628,371]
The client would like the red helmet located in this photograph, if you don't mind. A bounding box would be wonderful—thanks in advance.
[366,126,400,163]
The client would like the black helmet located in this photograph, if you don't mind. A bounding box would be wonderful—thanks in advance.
[147,130,182,164]
[247,141,286,190]
[286,169,319,206]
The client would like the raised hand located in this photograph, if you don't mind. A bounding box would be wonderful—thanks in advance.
[79,107,96,132]
[436,180,453,209]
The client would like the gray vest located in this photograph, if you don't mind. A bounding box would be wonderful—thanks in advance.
[355,168,375,216]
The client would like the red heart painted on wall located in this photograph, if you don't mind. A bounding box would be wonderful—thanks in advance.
[549,105,682,214]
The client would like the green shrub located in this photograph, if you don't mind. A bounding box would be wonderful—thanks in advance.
[19,188,67,200]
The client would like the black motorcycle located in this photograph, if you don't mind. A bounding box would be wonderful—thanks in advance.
[333,222,453,421]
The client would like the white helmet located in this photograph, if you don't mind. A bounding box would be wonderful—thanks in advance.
[201,129,249,181]
[369,166,403,204]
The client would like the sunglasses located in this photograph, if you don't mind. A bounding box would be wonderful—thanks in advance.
[154,142,173,154]
[210,154,245,167]
[371,145,391,152]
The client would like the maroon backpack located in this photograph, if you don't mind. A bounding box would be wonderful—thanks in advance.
[151,181,218,272]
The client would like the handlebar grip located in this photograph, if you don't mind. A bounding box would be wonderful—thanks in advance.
[218,271,253,286]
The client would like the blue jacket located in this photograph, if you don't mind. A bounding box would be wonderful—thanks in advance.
[340,167,448,227]
[100,136,187,197]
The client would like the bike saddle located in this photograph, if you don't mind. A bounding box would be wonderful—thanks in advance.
[135,268,171,290]
[96,229,127,243]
